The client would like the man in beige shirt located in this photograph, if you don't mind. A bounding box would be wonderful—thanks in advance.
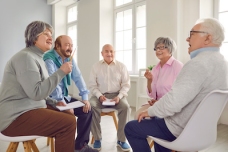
[89,44,131,151]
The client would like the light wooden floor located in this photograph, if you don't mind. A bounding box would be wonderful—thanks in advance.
[0,107,228,152]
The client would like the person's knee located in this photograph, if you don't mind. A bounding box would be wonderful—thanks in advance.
[124,121,132,136]
[120,102,130,111]
[134,109,143,120]
[89,96,98,107]
[89,101,96,107]
[91,105,100,114]
[87,109,93,118]
[64,115,77,130]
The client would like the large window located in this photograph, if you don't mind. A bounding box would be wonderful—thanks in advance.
[116,0,132,6]
[67,4,77,62]
[114,0,146,75]
[217,0,228,60]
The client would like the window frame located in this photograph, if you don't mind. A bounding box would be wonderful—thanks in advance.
[66,3,78,62]
[114,0,146,75]
[214,0,228,60]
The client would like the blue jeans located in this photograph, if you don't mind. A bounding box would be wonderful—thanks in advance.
[124,117,176,152]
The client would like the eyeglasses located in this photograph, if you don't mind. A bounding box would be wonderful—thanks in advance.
[154,46,167,51]
[189,30,208,38]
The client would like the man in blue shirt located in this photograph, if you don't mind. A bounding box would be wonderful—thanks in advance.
[44,35,98,152]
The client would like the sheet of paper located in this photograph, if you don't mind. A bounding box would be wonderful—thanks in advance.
[102,98,115,106]
[56,101,85,111]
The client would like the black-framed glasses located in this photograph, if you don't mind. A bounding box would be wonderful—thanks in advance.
[154,46,167,51]
[189,30,208,38]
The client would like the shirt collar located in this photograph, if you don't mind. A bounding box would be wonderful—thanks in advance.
[165,56,175,66]
[190,47,220,59]
[153,56,175,70]
[101,59,116,65]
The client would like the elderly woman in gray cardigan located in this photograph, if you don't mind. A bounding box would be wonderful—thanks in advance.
[0,21,76,152]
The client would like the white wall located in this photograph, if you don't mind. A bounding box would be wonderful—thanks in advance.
[52,0,210,104]
[77,0,113,84]
[0,0,52,81]
[52,0,113,98]
[51,0,228,124]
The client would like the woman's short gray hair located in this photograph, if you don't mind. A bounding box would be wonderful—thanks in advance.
[24,21,53,47]
[196,18,224,46]
[154,37,177,54]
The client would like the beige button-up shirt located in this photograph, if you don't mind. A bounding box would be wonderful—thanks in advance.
[88,59,130,99]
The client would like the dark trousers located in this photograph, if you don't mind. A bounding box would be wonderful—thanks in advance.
[124,117,176,152]
[2,107,76,152]
[66,97,92,150]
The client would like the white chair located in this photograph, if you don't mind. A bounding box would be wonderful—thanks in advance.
[90,108,118,144]
[0,133,41,152]
[148,89,228,152]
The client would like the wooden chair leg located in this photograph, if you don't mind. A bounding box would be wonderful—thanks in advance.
[149,140,154,148]
[91,135,95,144]
[47,137,54,152]
[47,137,50,146]
[23,141,32,152]
[29,140,39,152]
[6,142,19,152]
[50,137,54,152]
[111,112,118,130]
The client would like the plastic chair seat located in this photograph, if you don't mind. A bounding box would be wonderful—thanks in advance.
[0,133,41,152]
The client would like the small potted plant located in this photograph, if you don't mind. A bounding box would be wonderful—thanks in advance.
[148,65,155,71]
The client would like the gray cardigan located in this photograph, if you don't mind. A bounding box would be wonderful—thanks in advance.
[148,48,228,137]
[0,46,66,132]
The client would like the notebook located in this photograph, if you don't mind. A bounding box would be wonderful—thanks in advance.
[56,101,85,111]
[102,98,115,106]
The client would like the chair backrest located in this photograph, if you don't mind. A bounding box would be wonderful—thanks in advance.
[173,90,228,151]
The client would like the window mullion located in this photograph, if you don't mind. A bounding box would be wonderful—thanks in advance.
[132,5,137,74]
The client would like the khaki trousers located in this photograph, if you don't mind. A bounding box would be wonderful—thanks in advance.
[2,106,76,152]
[90,93,131,142]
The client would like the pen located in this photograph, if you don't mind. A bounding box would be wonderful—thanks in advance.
[70,48,76,62]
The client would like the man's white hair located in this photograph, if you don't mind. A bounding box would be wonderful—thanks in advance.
[196,18,225,46]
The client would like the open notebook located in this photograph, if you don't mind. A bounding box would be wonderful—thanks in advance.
[102,98,115,106]
[56,101,85,111]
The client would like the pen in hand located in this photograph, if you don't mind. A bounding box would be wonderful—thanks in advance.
[70,48,76,62]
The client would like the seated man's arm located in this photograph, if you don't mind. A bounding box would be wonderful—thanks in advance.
[88,64,103,99]
[71,59,89,101]
[117,64,131,100]
[71,59,91,113]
